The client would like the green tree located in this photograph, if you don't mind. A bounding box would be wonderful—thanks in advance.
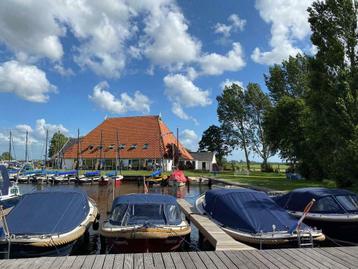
[245,83,275,170]
[48,132,68,158]
[217,83,251,170]
[0,152,13,161]
[198,125,231,166]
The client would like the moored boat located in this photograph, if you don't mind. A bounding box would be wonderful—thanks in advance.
[196,188,325,247]
[99,172,123,186]
[0,190,99,258]
[0,165,21,213]
[273,187,358,242]
[100,193,191,253]
[77,171,100,184]
[145,169,168,186]
[168,170,187,187]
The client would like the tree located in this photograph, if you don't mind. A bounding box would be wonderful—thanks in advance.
[198,125,231,166]
[245,83,275,171]
[48,132,68,158]
[0,152,13,161]
[217,83,251,170]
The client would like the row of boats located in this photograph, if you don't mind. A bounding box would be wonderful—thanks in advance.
[1,165,358,258]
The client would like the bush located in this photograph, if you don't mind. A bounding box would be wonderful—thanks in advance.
[261,163,274,172]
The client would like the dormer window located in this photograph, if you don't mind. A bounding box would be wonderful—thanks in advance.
[119,144,126,149]
[143,143,149,149]
[88,144,94,150]
[130,144,137,149]
[98,145,103,150]
[108,144,115,150]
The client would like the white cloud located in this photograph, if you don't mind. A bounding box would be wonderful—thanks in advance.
[89,81,151,114]
[220,79,244,90]
[53,64,74,76]
[214,14,246,38]
[180,129,199,150]
[251,0,313,65]
[199,42,245,76]
[35,119,68,139]
[15,124,33,134]
[0,60,56,102]
[164,74,211,107]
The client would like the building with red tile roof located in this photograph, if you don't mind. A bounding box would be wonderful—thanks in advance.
[61,115,192,171]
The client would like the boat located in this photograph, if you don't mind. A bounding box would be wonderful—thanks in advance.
[51,170,77,184]
[100,193,191,253]
[145,169,168,186]
[0,190,99,258]
[77,171,100,184]
[273,187,358,242]
[99,172,123,186]
[0,165,21,213]
[168,170,187,187]
[195,188,325,247]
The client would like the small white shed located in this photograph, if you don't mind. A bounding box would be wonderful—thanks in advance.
[190,151,217,171]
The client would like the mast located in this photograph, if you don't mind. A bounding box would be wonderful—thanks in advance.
[25,131,28,162]
[99,130,103,170]
[44,129,48,169]
[76,129,80,175]
[8,131,12,162]
[116,129,120,174]
[176,127,179,168]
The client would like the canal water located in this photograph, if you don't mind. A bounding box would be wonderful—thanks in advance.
[18,181,210,254]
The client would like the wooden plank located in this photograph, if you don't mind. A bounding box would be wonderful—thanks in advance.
[133,253,144,269]
[240,250,270,269]
[103,255,115,269]
[81,255,96,269]
[123,254,134,269]
[297,248,348,269]
[170,252,186,269]
[337,246,358,258]
[261,250,299,269]
[270,249,309,269]
[205,251,228,269]
[161,252,175,269]
[222,251,249,269]
[59,256,77,269]
[197,251,217,269]
[187,252,207,269]
[314,248,352,269]
[284,249,326,269]
[280,249,316,269]
[69,255,86,269]
[249,250,279,269]
[215,251,238,269]
[320,248,357,268]
[232,250,260,269]
[180,252,197,269]
[152,253,165,269]
[113,254,125,269]
[143,253,154,269]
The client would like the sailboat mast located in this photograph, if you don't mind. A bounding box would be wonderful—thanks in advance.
[25,131,28,162]
[44,129,48,169]
[99,130,103,170]
[116,129,120,174]
[76,129,80,175]
[8,131,12,162]
[176,128,179,167]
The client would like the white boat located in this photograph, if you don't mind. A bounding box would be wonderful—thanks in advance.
[0,165,21,213]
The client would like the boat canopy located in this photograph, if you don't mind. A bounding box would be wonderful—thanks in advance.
[56,170,77,176]
[204,188,306,234]
[274,188,358,213]
[169,170,187,183]
[110,194,182,226]
[85,171,100,177]
[4,191,90,236]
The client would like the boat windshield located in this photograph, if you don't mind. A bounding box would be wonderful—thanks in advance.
[310,196,343,213]
[110,203,181,226]
[336,195,358,212]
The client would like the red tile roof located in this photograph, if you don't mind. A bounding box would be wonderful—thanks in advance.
[63,115,193,160]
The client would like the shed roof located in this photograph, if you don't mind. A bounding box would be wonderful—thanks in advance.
[190,151,215,162]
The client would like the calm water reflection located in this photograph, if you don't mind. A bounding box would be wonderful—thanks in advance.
[18,182,210,254]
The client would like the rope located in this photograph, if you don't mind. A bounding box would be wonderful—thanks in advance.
[325,235,358,247]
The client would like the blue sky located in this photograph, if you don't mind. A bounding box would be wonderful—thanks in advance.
[0,0,314,161]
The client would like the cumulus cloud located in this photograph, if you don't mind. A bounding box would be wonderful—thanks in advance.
[251,0,313,65]
[214,14,246,38]
[220,79,244,90]
[89,81,151,114]
[53,64,74,76]
[180,129,199,150]
[35,119,68,139]
[198,42,245,76]
[0,60,56,102]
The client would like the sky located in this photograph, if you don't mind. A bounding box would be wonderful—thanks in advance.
[0,0,315,162]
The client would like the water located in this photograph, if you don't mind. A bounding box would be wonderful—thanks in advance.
[17,181,210,254]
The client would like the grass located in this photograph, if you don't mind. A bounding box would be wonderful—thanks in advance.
[76,169,357,193]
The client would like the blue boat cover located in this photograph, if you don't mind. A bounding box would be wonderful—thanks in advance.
[149,169,162,177]
[0,165,10,195]
[56,170,77,176]
[273,187,354,213]
[4,191,90,235]
[204,188,307,234]
[111,194,181,226]
[106,171,117,177]
[85,171,100,177]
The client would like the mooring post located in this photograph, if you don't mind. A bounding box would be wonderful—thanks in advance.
[208,178,212,188]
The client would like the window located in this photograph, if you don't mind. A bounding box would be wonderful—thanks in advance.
[336,195,358,212]
[108,144,115,150]
[310,197,342,213]
[130,144,137,149]
[119,144,126,149]
[143,144,149,149]
[88,144,94,150]
[110,204,128,225]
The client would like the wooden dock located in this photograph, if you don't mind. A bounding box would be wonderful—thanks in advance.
[177,199,254,251]
[1,247,357,268]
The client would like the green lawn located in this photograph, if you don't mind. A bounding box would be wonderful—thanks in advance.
[76,169,357,193]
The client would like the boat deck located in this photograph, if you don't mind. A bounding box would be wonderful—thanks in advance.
[1,247,357,268]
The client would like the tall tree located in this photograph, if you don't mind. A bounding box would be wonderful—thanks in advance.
[198,125,231,165]
[217,83,251,170]
[245,83,275,170]
[48,132,68,158]
[0,152,13,161]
